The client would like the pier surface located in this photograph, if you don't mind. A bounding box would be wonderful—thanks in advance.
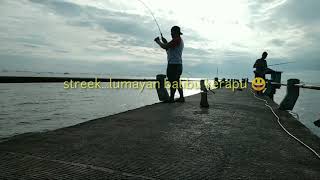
[0,88,319,179]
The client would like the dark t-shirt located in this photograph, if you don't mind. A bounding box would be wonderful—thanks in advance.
[254,59,267,74]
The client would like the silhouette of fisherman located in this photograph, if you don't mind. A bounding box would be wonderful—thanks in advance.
[154,26,184,103]
[253,52,274,80]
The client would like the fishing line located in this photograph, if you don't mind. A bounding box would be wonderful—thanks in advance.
[269,61,296,67]
[137,0,163,37]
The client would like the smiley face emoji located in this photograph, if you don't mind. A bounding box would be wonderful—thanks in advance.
[252,77,266,91]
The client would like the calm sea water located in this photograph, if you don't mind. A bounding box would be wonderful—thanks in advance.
[0,71,319,140]
[0,82,199,140]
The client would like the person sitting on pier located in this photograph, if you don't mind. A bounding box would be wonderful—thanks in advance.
[154,26,185,103]
[253,51,274,80]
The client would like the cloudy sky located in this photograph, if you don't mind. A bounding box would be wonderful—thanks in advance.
[0,0,319,80]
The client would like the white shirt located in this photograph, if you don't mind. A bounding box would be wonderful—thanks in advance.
[166,37,184,64]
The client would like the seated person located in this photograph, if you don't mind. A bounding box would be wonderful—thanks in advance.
[253,51,274,79]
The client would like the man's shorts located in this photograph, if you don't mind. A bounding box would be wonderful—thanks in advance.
[167,64,183,82]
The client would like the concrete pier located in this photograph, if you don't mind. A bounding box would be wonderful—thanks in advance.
[0,87,319,179]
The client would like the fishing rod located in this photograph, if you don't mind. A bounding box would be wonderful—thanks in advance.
[269,61,296,67]
[137,0,163,38]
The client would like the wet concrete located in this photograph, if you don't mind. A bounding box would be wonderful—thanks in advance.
[0,87,319,179]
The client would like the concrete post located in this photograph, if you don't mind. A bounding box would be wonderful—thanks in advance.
[200,92,209,108]
[314,119,320,127]
[214,77,219,89]
[221,78,226,88]
[200,80,207,92]
[279,79,300,111]
[271,71,282,89]
[264,71,282,100]
[156,74,169,102]
[264,80,276,100]
[200,80,209,108]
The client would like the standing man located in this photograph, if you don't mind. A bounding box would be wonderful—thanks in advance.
[154,26,184,103]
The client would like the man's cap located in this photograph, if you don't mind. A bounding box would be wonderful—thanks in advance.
[171,26,183,35]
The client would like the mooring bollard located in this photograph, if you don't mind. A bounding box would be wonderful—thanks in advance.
[221,78,226,87]
[200,80,207,92]
[264,79,275,99]
[156,74,169,102]
[314,119,320,127]
[200,92,209,108]
[271,71,282,89]
[279,79,300,111]
[214,77,219,89]
[200,80,209,108]
[264,71,282,100]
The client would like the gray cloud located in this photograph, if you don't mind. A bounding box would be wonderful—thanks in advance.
[275,0,320,24]
[28,0,174,43]
[30,0,83,17]
[0,0,319,78]
[270,39,286,46]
